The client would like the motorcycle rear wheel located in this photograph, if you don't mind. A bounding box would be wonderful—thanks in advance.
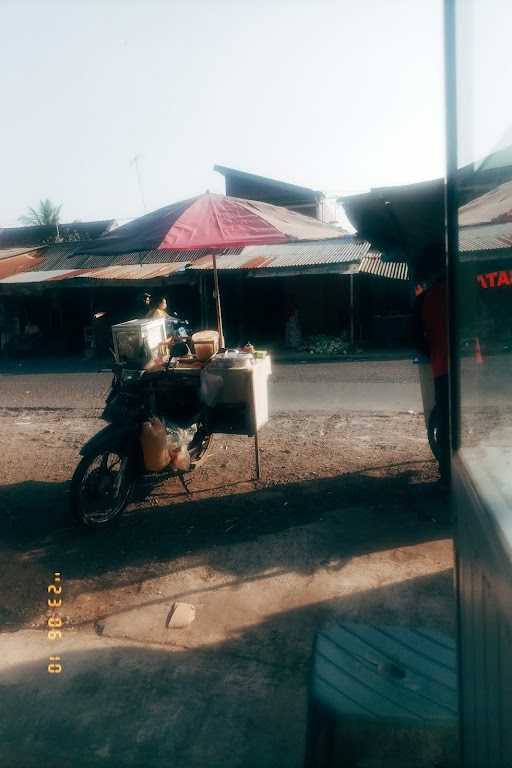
[427,405,441,462]
[70,447,135,529]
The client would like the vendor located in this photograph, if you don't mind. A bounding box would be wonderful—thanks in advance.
[147,296,189,356]
[147,296,170,320]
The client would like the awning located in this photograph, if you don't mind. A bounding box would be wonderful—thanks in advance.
[359,254,410,281]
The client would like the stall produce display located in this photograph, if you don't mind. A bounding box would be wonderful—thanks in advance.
[301,334,351,356]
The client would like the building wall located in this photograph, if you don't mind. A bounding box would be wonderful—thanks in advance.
[223,175,319,219]
[210,272,354,348]
[358,275,413,347]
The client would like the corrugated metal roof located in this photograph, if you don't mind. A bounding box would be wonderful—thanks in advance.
[189,239,370,270]
[39,245,212,271]
[40,239,368,275]
[0,246,43,261]
[458,180,512,226]
[38,244,82,270]
[0,239,388,283]
[459,222,512,252]
[76,263,188,280]
[0,261,194,285]
[0,269,83,284]
[359,255,410,281]
[0,251,45,280]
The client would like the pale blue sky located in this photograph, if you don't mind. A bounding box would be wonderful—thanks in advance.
[1,0,444,226]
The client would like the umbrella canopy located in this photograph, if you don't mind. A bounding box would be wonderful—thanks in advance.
[74,192,343,347]
[75,192,342,257]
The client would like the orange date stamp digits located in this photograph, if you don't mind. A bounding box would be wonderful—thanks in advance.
[47,572,63,674]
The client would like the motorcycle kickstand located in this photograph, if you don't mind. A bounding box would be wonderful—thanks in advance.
[178,474,191,496]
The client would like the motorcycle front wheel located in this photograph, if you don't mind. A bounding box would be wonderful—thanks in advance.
[70,447,135,528]
[188,427,212,467]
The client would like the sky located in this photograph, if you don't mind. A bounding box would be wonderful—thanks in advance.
[1,0,445,227]
[456,0,512,169]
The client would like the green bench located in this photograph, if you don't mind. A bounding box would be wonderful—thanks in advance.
[304,623,459,767]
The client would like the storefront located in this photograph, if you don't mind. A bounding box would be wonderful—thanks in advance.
[446,0,512,764]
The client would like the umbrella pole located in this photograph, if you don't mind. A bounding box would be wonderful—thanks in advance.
[212,251,225,348]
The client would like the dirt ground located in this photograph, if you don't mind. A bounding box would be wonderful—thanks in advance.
[0,406,455,768]
[0,406,447,630]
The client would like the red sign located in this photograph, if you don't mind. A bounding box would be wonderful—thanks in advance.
[476,271,512,288]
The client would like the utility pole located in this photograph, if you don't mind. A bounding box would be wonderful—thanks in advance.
[130,154,147,213]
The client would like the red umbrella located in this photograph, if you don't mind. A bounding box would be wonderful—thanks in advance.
[77,192,343,344]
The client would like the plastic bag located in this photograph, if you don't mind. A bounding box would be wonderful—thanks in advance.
[172,446,191,472]
[165,426,182,455]
[200,369,223,406]
[165,423,195,472]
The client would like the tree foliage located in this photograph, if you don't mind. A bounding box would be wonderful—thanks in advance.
[19,199,62,226]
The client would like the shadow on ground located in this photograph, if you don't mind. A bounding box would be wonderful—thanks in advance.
[0,463,450,628]
[0,569,455,768]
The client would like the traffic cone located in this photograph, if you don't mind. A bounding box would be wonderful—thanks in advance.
[475,337,484,364]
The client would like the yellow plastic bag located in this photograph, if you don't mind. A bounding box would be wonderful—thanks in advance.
[140,418,170,472]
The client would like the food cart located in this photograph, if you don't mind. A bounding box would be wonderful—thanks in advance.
[110,317,271,480]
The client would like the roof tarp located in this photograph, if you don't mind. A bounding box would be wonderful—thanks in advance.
[341,179,444,270]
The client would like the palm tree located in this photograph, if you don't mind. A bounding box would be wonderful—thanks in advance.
[19,199,62,226]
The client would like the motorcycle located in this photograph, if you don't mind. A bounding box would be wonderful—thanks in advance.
[165,313,192,357]
[70,337,212,529]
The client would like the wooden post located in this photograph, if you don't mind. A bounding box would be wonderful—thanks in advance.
[254,430,261,481]
[199,274,207,328]
[248,365,262,481]
[212,251,225,348]
[350,272,355,346]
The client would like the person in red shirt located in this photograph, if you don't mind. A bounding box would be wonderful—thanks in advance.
[414,243,450,483]
[422,279,448,379]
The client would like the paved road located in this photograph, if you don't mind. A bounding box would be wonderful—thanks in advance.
[0,358,423,412]
[271,360,423,412]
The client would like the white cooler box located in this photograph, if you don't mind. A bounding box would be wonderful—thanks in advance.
[112,317,167,368]
[203,354,271,435]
